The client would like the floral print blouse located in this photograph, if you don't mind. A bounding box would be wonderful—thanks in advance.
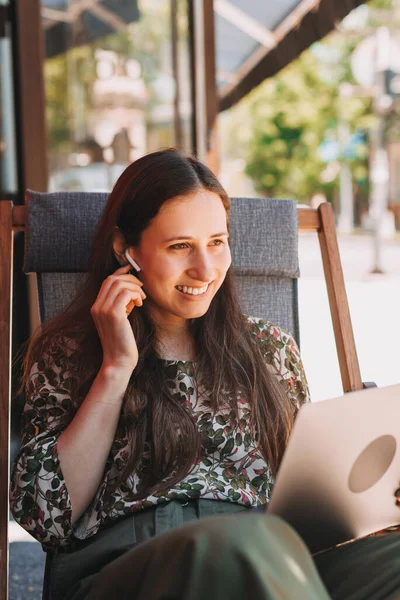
[10,317,310,550]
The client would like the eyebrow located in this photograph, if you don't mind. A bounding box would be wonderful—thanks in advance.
[163,232,229,243]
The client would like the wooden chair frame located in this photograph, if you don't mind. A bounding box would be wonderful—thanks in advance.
[0,200,363,600]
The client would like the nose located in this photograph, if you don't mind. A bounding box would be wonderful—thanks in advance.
[186,250,215,283]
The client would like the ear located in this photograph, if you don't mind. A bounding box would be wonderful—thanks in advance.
[112,227,129,265]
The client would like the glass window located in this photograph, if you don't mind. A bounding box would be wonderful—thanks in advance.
[41,0,193,193]
[0,0,18,195]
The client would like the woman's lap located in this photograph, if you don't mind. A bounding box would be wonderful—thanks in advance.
[86,510,329,600]
[49,500,400,600]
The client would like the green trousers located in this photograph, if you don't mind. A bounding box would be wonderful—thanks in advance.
[47,500,400,600]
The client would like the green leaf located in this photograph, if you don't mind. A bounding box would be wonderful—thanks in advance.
[43,459,56,472]
[44,518,53,529]
[220,438,235,456]
[54,515,65,524]
[179,482,191,490]
[251,476,265,488]
[26,459,40,473]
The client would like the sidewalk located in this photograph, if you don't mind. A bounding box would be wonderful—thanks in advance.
[298,232,400,401]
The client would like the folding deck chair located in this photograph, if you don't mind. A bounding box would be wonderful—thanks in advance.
[0,193,365,600]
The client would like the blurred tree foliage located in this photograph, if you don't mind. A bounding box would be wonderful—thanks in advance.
[220,1,395,202]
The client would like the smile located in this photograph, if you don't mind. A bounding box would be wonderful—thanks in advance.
[175,284,210,296]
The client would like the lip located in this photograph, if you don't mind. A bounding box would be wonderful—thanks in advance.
[175,282,212,299]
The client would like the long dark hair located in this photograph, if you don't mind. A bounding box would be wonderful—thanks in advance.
[22,148,295,499]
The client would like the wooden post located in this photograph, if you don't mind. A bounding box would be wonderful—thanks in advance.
[0,201,13,600]
[14,0,48,193]
[317,202,363,392]
[203,0,219,174]
[191,0,219,173]
[13,0,45,336]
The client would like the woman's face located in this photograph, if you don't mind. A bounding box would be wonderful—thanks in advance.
[132,190,231,327]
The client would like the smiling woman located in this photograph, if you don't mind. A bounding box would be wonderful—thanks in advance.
[11,148,400,600]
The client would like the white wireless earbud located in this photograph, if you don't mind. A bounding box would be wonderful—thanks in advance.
[124,248,141,273]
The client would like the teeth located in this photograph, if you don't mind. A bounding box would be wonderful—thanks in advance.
[176,284,209,296]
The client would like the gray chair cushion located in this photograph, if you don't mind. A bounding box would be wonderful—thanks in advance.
[24,191,300,342]
[24,190,109,273]
[230,197,298,278]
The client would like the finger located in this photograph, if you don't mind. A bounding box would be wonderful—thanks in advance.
[125,299,136,316]
[112,263,144,285]
[114,263,133,274]
[108,281,146,301]
[101,284,145,315]
[95,280,146,313]
[113,290,143,316]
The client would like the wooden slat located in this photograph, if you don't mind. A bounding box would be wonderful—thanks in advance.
[0,201,13,600]
[12,205,26,230]
[317,202,363,392]
[298,207,320,231]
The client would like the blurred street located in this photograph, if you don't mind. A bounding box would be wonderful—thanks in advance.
[299,232,400,401]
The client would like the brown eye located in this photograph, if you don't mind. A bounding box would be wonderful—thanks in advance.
[170,243,188,250]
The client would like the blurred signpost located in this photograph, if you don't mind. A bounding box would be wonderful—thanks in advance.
[350,26,400,273]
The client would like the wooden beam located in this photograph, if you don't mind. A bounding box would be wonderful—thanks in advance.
[0,201,13,600]
[218,0,321,103]
[15,0,48,192]
[317,202,363,392]
[171,0,183,148]
[203,0,219,174]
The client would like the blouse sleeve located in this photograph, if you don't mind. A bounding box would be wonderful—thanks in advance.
[249,317,311,409]
[10,342,79,548]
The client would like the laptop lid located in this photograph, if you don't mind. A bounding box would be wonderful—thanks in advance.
[267,384,400,554]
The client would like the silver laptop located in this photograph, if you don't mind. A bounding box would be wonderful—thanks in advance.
[267,383,400,554]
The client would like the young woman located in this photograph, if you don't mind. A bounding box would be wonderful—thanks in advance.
[10,149,400,600]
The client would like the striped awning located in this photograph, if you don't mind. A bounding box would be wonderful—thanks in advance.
[41,0,140,58]
[216,0,367,111]
[41,0,366,110]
